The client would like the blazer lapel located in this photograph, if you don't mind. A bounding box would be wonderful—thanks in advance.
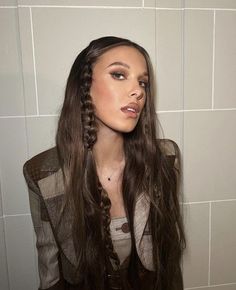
[134,193,154,271]
[133,192,150,247]
[37,169,77,266]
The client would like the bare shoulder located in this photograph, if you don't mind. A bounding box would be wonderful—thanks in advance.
[23,147,60,192]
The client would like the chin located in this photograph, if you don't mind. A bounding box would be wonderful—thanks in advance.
[115,120,140,133]
[116,124,138,133]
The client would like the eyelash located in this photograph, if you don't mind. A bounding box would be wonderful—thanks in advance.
[139,80,148,89]
[110,72,125,80]
[110,72,148,89]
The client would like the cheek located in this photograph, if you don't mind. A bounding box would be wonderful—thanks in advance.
[90,79,116,107]
[90,81,105,105]
[90,80,120,111]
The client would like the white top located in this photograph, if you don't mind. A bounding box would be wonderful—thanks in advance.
[110,216,132,264]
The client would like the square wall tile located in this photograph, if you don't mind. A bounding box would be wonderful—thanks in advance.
[185,0,236,9]
[156,10,183,111]
[183,110,236,202]
[18,0,142,6]
[184,10,213,109]
[18,7,38,115]
[0,217,9,290]
[4,215,38,290]
[0,118,30,215]
[214,11,236,109]
[0,8,25,116]
[0,0,16,6]
[25,116,58,158]
[183,203,209,288]
[158,112,184,150]
[211,201,236,284]
[32,7,156,114]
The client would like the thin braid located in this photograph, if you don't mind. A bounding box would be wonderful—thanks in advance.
[80,62,97,149]
[99,184,121,269]
[80,61,119,266]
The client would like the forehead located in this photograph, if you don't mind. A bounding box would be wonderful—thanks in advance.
[94,45,147,71]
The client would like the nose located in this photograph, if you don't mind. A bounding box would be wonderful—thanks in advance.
[129,87,143,101]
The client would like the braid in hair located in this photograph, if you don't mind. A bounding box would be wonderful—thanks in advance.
[80,61,97,150]
[100,184,120,267]
[99,183,123,288]
[80,59,121,285]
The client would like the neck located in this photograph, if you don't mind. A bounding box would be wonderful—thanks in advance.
[93,126,125,169]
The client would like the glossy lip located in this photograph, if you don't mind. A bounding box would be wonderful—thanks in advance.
[120,102,140,114]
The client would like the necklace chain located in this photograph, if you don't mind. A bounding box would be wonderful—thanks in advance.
[96,158,125,183]
[97,162,124,182]
[107,164,123,181]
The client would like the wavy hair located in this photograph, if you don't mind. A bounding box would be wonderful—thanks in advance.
[56,36,185,289]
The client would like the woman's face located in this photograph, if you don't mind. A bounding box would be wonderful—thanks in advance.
[90,45,148,133]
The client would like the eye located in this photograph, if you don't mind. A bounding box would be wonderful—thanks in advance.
[110,72,126,80]
[139,80,148,89]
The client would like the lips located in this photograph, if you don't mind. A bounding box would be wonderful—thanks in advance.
[120,102,140,117]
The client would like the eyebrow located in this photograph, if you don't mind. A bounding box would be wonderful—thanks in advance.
[107,61,130,69]
[106,61,148,76]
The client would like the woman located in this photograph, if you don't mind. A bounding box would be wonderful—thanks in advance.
[23,36,185,290]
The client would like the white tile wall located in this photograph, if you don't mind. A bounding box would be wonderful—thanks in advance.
[183,203,209,288]
[26,116,58,157]
[156,9,183,111]
[183,110,236,202]
[0,217,9,290]
[0,181,3,217]
[211,201,236,284]
[4,215,38,290]
[185,0,236,9]
[184,10,214,109]
[0,118,30,215]
[0,2,236,289]
[214,11,236,109]
[0,8,25,116]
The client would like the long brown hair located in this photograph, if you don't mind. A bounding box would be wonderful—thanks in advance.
[56,36,185,289]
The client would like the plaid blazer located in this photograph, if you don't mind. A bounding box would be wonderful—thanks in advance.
[23,140,179,290]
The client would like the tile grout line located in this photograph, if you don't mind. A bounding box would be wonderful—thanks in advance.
[184,8,236,11]
[181,0,186,169]
[17,5,31,160]
[182,198,236,205]
[0,108,11,290]
[0,6,17,8]
[185,282,236,289]
[211,10,216,110]
[18,5,145,9]
[157,108,236,113]
[3,213,31,218]
[2,215,11,290]
[208,202,212,285]
[29,7,39,116]
[15,5,236,11]
[0,114,59,118]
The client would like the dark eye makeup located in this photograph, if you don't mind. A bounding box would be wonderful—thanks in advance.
[139,80,148,89]
[110,71,126,80]
[109,70,149,89]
